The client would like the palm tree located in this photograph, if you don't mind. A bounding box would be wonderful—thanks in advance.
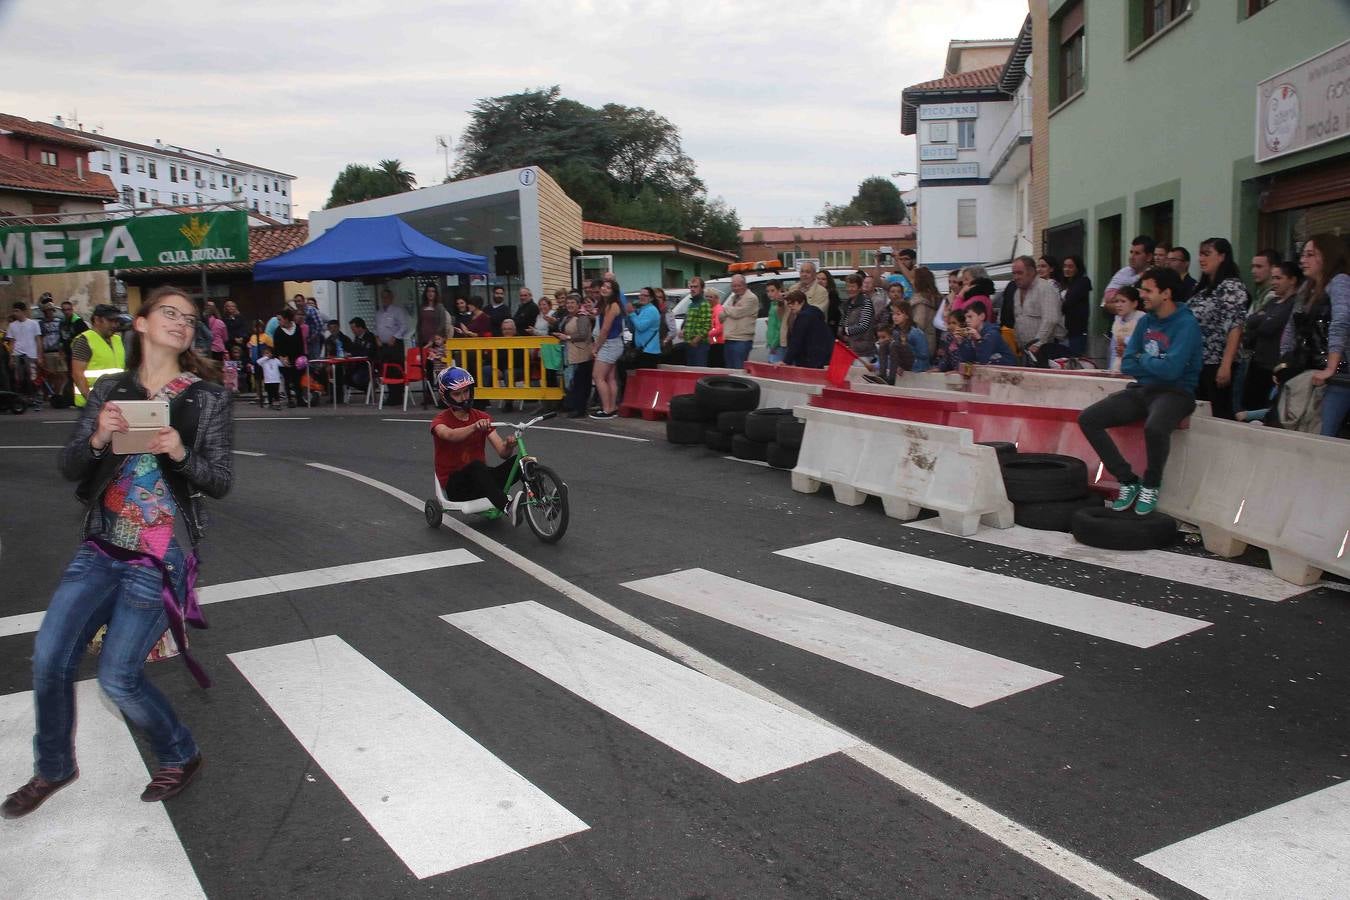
[377,159,417,193]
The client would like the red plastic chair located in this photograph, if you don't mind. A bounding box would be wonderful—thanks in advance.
[378,347,425,411]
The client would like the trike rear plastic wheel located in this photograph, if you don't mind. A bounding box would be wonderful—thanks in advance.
[424,498,443,528]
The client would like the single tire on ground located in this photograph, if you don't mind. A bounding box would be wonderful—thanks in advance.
[775,418,806,449]
[745,407,793,443]
[731,433,769,461]
[1071,506,1178,550]
[1014,495,1102,532]
[999,453,1089,503]
[717,409,751,435]
[424,499,442,529]
[977,440,1018,460]
[766,441,800,469]
[666,418,706,444]
[695,375,760,413]
[669,394,711,423]
[704,428,734,453]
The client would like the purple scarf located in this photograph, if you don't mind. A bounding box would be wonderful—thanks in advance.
[84,537,211,689]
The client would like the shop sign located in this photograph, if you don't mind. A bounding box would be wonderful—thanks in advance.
[919,102,978,120]
[920,162,980,180]
[920,145,960,161]
[1256,38,1350,162]
[0,210,249,276]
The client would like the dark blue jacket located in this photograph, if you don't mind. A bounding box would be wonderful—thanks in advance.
[784,305,834,368]
[957,323,1015,366]
[1121,304,1202,394]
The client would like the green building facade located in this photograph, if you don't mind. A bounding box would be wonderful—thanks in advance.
[1044,0,1350,332]
[578,222,737,293]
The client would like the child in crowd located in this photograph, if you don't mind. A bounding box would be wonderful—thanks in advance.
[935,309,967,372]
[256,345,284,409]
[223,345,242,394]
[424,333,447,385]
[956,301,1016,367]
[1109,285,1146,372]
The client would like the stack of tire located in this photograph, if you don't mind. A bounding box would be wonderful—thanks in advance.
[663,376,804,469]
[993,445,1177,549]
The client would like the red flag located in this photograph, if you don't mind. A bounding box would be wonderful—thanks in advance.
[826,340,859,387]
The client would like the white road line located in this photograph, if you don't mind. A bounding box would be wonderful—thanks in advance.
[445,601,851,781]
[622,569,1060,707]
[776,538,1210,649]
[307,461,1160,900]
[0,682,205,898]
[229,635,587,879]
[383,418,650,442]
[722,455,771,467]
[232,450,266,457]
[1136,781,1350,899]
[0,445,62,449]
[905,520,1308,603]
[0,550,480,638]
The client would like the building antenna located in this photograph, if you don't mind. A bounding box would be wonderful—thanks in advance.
[436,134,453,180]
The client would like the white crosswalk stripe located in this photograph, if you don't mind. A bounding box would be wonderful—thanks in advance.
[622,568,1061,707]
[904,520,1307,602]
[1136,780,1350,899]
[776,538,1211,648]
[443,601,855,782]
[0,682,205,898]
[229,634,588,879]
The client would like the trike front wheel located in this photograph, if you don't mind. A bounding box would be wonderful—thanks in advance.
[521,464,569,543]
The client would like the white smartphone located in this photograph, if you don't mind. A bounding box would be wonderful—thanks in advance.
[110,400,170,455]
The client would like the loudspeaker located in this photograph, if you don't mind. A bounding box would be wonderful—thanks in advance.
[494,245,519,276]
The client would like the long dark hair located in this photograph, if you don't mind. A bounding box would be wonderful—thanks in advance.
[1064,254,1087,283]
[125,285,220,382]
[1197,237,1243,292]
[1304,233,1349,304]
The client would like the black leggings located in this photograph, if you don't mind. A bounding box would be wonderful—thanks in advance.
[1197,363,1235,420]
[444,459,514,510]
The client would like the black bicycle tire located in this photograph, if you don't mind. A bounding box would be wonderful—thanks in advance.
[523,463,569,543]
[745,408,793,443]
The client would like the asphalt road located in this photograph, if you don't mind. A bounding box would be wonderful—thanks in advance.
[1,398,1346,899]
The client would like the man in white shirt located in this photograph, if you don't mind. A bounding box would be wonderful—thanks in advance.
[1010,256,1067,365]
[374,289,412,400]
[5,301,42,401]
[1102,235,1155,308]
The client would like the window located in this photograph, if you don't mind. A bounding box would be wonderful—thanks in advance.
[252,176,258,190]
[273,179,279,192]
[180,167,188,180]
[170,192,179,205]
[138,188,148,203]
[821,250,849,268]
[281,183,287,196]
[101,151,111,171]
[857,249,878,267]
[264,181,270,193]
[148,160,157,178]
[39,150,58,166]
[170,167,178,183]
[135,156,145,173]
[119,154,129,174]
[957,120,976,150]
[1055,1,1086,105]
[957,199,977,237]
[208,172,216,188]
[928,123,949,143]
[1144,0,1188,39]
[252,199,259,211]
[120,185,134,206]
[150,189,159,205]
[778,251,805,267]
[231,176,237,188]
[265,201,272,214]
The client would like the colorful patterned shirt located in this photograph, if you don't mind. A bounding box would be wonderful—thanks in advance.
[1186,277,1248,365]
[683,296,713,343]
[100,373,200,558]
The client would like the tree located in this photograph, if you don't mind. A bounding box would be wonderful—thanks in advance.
[450,86,740,253]
[324,162,417,209]
[814,176,906,227]
[376,159,417,192]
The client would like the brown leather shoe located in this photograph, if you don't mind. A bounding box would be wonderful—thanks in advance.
[1,770,79,819]
[140,754,203,803]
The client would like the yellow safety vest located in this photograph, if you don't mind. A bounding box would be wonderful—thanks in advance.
[74,331,125,407]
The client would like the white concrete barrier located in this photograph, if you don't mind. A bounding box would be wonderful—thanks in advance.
[789,405,1013,536]
[745,375,823,410]
[1158,417,1350,585]
[970,367,1128,408]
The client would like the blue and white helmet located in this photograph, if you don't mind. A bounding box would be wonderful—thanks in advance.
[437,366,475,409]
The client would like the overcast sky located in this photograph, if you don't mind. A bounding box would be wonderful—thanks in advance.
[1,0,1028,229]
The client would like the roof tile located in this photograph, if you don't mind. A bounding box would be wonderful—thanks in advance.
[0,155,118,200]
[905,64,1004,93]
[0,113,103,150]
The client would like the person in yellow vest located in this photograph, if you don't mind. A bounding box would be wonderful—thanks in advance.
[70,304,127,408]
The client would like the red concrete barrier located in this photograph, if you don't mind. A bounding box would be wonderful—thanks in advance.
[810,387,1174,494]
[619,367,727,419]
[743,362,833,385]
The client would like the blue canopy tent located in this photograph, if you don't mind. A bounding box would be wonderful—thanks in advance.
[252,215,488,282]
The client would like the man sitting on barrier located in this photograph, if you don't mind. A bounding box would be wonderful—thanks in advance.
[430,367,522,524]
[1077,266,1202,516]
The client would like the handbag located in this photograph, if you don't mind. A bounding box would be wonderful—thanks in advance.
[1273,370,1324,432]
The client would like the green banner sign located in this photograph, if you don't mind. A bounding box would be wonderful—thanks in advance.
[0,210,249,276]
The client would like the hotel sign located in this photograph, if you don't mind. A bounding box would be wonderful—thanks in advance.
[920,162,980,180]
[919,102,978,120]
[920,145,959,161]
[1256,38,1350,162]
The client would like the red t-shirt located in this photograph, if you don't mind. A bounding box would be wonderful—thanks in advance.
[431,407,491,484]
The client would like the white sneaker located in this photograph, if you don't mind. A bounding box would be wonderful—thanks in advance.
[507,490,524,527]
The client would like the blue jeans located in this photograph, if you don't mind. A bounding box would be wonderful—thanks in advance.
[768,347,786,364]
[685,342,710,367]
[1323,383,1350,437]
[723,340,752,369]
[31,545,197,781]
